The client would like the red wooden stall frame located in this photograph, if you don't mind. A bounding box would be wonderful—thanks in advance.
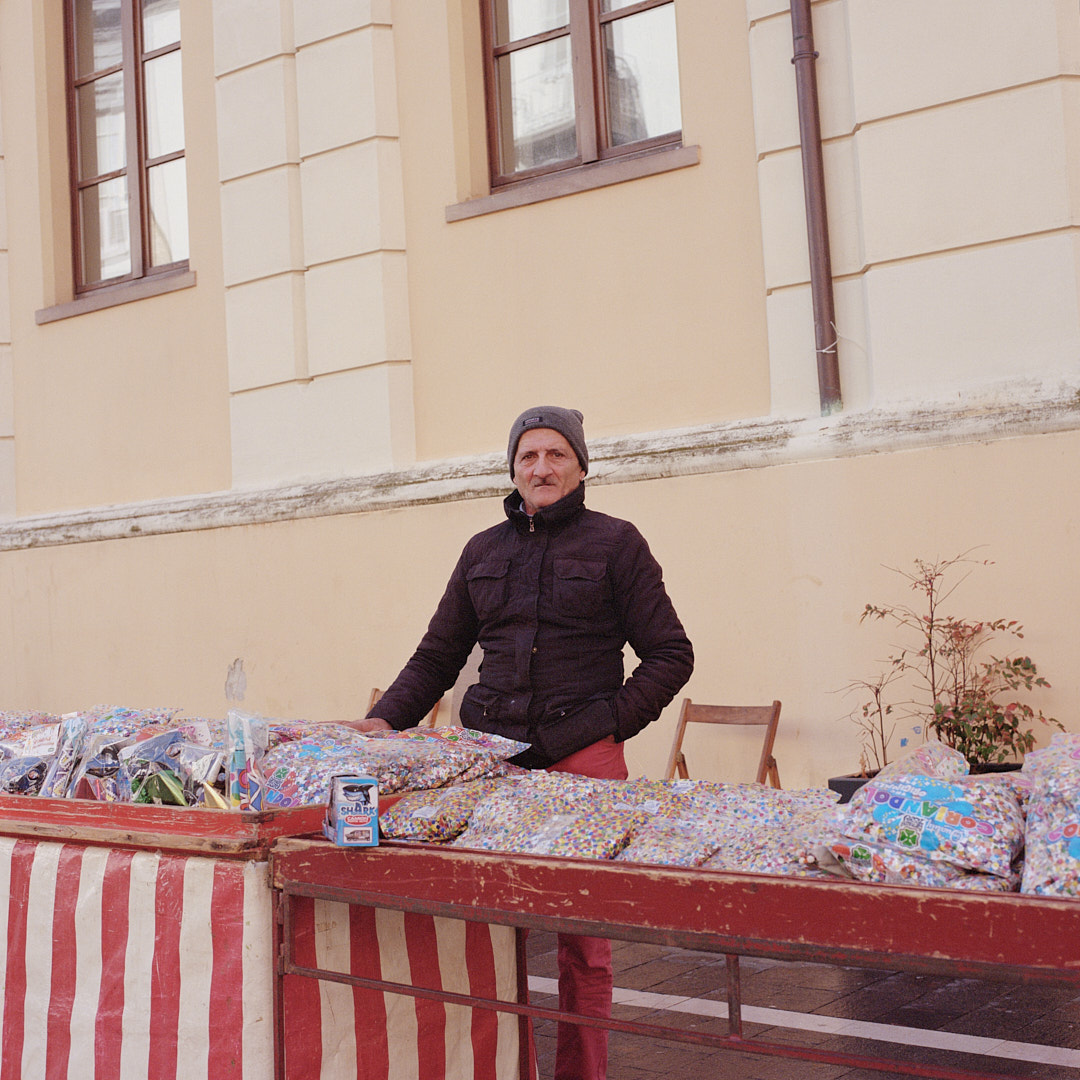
[271,837,1080,1080]
[0,791,325,859]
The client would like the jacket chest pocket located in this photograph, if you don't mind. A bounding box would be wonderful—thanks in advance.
[554,557,607,618]
[467,558,510,620]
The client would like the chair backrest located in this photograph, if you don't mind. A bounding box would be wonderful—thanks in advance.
[663,698,782,787]
[368,688,440,729]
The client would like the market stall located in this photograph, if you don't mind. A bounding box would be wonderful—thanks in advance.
[0,798,519,1080]
[0,709,535,1080]
[271,837,1080,1080]
[1,707,1077,1079]
[0,796,325,1080]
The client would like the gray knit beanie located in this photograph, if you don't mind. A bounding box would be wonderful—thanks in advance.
[507,406,588,479]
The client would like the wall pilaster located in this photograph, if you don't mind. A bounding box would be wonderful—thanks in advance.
[212,0,414,487]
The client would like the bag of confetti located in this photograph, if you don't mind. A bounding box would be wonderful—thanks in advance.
[617,817,722,868]
[380,779,516,842]
[701,808,835,878]
[876,742,969,782]
[453,776,589,852]
[814,837,969,887]
[262,734,479,807]
[518,807,650,860]
[452,773,650,859]
[840,773,1025,878]
[1020,735,1080,896]
[366,726,531,783]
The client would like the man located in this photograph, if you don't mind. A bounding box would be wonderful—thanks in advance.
[355,406,693,1080]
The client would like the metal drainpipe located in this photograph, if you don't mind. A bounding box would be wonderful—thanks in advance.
[790,0,843,415]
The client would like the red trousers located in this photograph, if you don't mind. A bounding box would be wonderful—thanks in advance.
[545,737,628,1080]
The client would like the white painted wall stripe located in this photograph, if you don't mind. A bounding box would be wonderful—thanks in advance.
[4,379,1080,547]
[529,975,1080,1069]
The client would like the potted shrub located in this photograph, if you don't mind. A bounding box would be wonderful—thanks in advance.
[832,553,1062,799]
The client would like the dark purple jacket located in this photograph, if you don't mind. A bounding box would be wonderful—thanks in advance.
[368,483,694,768]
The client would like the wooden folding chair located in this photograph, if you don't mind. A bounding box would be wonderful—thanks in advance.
[664,698,782,787]
[368,688,441,728]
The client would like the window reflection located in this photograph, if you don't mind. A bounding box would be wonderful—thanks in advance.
[142,0,180,51]
[148,159,188,266]
[80,176,131,284]
[604,6,682,147]
[76,72,126,180]
[494,0,568,46]
[74,0,122,76]
[498,37,577,173]
[144,50,184,158]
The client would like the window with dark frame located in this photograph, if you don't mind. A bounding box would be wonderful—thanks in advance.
[65,0,188,293]
[482,0,683,189]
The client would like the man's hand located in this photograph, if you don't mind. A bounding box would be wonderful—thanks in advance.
[342,717,393,733]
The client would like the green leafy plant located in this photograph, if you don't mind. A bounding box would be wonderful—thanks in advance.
[850,553,1062,770]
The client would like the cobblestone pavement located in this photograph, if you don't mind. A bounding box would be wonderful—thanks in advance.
[525,932,1080,1080]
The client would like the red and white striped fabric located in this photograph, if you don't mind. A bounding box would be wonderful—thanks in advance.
[0,836,275,1080]
[282,897,522,1080]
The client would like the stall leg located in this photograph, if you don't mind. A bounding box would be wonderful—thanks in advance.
[273,890,288,1080]
[516,927,535,1080]
[725,954,742,1038]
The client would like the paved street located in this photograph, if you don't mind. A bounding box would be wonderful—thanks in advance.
[526,932,1080,1079]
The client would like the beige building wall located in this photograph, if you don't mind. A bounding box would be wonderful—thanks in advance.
[0,0,232,515]
[399,0,772,459]
[1,426,1076,788]
[0,68,11,520]
[752,0,1080,414]
[213,0,417,487]
[0,0,1078,789]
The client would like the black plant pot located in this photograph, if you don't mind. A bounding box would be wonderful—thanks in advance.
[827,773,876,804]
[968,761,1023,775]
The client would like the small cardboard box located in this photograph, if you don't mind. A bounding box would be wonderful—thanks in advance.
[323,774,379,846]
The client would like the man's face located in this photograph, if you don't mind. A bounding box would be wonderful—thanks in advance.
[513,428,585,515]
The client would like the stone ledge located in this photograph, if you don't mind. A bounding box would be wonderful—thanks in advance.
[3,383,1079,551]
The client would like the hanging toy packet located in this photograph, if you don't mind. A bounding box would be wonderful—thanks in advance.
[226,710,268,810]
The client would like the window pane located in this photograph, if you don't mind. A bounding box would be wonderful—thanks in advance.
[603,5,682,147]
[76,71,126,180]
[493,0,569,45]
[73,0,123,76]
[496,38,577,173]
[144,50,184,158]
[148,159,188,265]
[142,0,180,52]
[80,176,131,283]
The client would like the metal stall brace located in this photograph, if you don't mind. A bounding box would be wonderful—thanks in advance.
[271,838,1080,1080]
